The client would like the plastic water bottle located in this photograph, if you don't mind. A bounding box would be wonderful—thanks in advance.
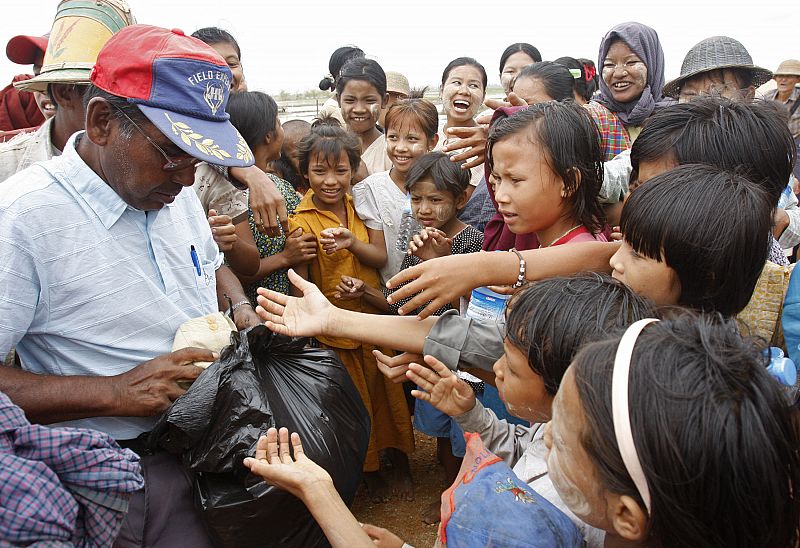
[395,195,421,253]
[465,286,510,323]
[766,347,798,404]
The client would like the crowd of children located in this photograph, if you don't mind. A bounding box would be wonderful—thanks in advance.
[2,6,800,547]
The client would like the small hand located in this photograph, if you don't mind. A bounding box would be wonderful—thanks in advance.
[610,225,623,242]
[409,227,452,261]
[319,226,355,254]
[243,427,333,500]
[406,354,476,416]
[373,350,423,384]
[281,227,317,266]
[112,347,217,416]
[334,275,365,300]
[208,209,237,251]
[256,269,333,337]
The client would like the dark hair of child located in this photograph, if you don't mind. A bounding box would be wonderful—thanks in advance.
[297,115,361,177]
[225,91,278,149]
[404,151,471,198]
[335,57,387,98]
[553,56,593,102]
[441,57,488,91]
[270,156,305,192]
[572,314,800,548]
[630,97,796,206]
[191,27,241,59]
[514,61,576,102]
[319,45,365,91]
[621,163,772,317]
[499,43,542,74]
[506,273,654,395]
[486,101,605,234]
[384,99,439,139]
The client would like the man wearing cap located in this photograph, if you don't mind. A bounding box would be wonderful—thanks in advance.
[0,0,135,183]
[0,33,49,135]
[0,25,264,546]
[764,60,800,180]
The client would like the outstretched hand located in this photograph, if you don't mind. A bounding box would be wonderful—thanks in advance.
[243,427,333,500]
[256,269,332,337]
[407,355,476,417]
[409,227,452,261]
[374,350,424,384]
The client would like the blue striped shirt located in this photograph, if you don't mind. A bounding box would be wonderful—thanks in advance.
[0,133,220,439]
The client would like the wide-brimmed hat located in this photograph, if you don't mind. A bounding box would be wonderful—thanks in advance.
[91,25,254,168]
[15,0,135,93]
[775,60,800,77]
[663,36,772,98]
[6,34,48,66]
[386,71,410,96]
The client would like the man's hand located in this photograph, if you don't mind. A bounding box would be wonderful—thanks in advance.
[407,355,476,416]
[111,347,216,416]
[230,166,288,236]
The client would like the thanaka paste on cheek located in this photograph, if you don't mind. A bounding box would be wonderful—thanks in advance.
[369,103,380,122]
[547,434,593,518]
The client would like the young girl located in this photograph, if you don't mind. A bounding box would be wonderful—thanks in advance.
[223,91,317,301]
[289,118,414,501]
[510,61,576,105]
[487,101,607,247]
[335,57,392,175]
[553,56,594,104]
[191,27,247,92]
[548,315,800,547]
[352,99,440,285]
[437,57,488,195]
[499,43,541,95]
[407,273,655,545]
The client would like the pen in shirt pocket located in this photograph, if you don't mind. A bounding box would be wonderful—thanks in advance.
[190,245,202,276]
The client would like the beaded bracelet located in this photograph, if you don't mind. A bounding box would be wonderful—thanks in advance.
[510,248,526,288]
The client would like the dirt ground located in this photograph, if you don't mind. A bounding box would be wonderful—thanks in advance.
[350,431,443,547]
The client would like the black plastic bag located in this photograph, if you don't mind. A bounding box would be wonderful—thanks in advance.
[148,325,370,548]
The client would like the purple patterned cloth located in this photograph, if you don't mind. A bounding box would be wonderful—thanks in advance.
[0,391,144,546]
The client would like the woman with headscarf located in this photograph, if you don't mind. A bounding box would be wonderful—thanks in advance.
[591,21,673,143]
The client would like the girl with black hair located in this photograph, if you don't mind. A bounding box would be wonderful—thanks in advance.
[191,27,247,92]
[317,45,365,127]
[548,314,800,548]
[498,42,541,95]
[335,57,392,175]
[510,61,576,105]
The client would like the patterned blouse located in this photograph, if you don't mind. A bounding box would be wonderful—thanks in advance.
[244,173,301,302]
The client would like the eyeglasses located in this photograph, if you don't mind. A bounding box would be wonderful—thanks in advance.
[601,60,645,74]
[111,104,200,172]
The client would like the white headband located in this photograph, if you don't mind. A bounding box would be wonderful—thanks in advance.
[611,318,659,514]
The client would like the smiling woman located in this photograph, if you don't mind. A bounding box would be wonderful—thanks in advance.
[592,21,673,141]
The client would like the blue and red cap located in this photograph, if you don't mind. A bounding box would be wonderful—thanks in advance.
[90,24,253,168]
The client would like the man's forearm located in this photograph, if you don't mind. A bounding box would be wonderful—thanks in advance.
[0,365,118,424]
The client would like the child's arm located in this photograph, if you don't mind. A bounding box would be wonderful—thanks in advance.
[408,356,536,467]
[236,227,317,287]
[333,275,390,313]
[208,210,261,277]
[319,227,387,269]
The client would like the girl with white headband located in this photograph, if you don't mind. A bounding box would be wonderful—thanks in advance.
[545,315,800,547]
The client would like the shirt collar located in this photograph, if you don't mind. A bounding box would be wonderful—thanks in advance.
[61,132,141,229]
[294,189,353,214]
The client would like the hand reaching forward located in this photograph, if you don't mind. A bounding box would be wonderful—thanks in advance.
[373,350,424,384]
[256,269,332,338]
[409,227,452,261]
[243,427,333,500]
[406,354,476,416]
[207,209,237,251]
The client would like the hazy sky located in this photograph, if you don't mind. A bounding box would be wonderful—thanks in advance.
[1,0,793,96]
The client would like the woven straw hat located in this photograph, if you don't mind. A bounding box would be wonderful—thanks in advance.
[386,71,410,96]
[774,60,800,77]
[15,0,135,93]
[663,36,772,98]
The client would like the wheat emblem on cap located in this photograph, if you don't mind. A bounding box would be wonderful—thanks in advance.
[204,81,225,115]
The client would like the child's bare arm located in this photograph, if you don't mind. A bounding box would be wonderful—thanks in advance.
[334,276,390,313]
[289,263,310,297]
